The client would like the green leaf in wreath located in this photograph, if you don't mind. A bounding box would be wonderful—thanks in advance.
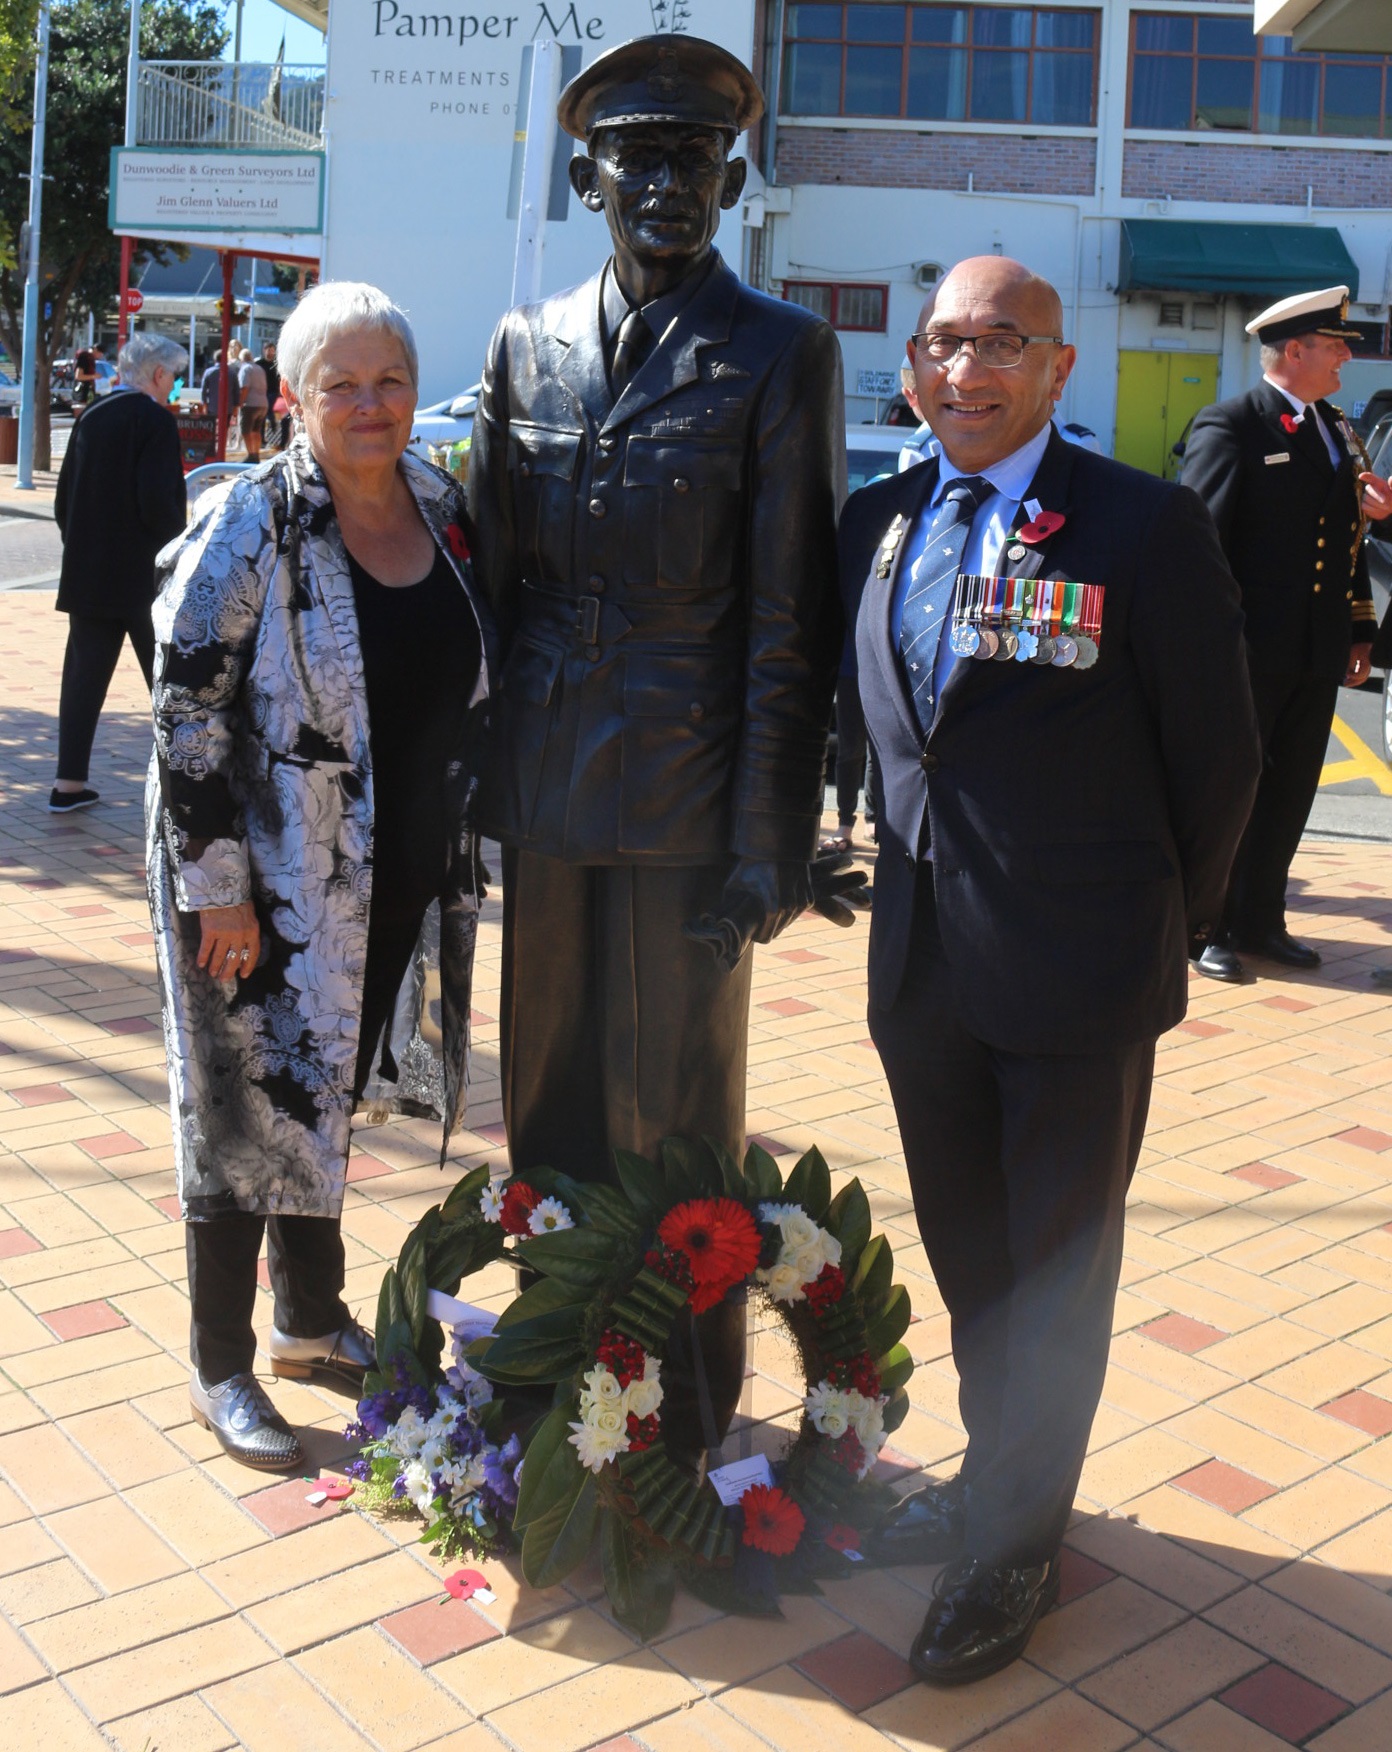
[515,1227,623,1289]
[613,1149,666,1224]
[852,1233,894,1305]
[522,1467,600,1588]
[782,1147,832,1222]
[513,1403,583,1530]
[496,1277,591,1329]
[680,1560,784,1618]
[876,1340,915,1396]
[600,1509,677,1640]
[478,1311,588,1383]
[742,1141,783,1202]
[375,1269,406,1366]
[882,1385,910,1434]
[429,1223,507,1296]
[439,1163,490,1223]
[397,1214,437,1346]
[565,1179,646,1238]
[378,1316,428,1386]
[865,1284,912,1359]
[825,1179,872,1280]
[660,1136,720,1203]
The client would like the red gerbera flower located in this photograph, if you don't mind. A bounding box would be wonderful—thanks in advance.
[740,1483,806,1556]
[657,1198,762,1314]
[499,1181,542,1236]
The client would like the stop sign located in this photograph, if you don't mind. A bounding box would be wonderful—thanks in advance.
[123,288,144,313]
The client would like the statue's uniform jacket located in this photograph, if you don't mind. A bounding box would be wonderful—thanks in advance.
[468,253,846,866]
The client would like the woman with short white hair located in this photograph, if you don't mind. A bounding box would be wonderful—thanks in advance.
[50,332,188,812]
[148,281,495,1469]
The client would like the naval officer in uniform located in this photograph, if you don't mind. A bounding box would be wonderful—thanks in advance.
[1183,287,1384,983]
[467,37,844,1454]
[844,256,1259,1684]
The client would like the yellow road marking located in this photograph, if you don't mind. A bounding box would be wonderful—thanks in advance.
[1321,715,1392,796]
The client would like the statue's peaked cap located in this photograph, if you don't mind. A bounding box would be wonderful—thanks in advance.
[558,34,764,142]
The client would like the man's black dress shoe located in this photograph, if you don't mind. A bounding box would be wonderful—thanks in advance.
[864,1475,966,1567]
[1234,929,1321,970]
[190,1370,304,1470]
[1195,942,1244,984]
[910,1554,1060,1686]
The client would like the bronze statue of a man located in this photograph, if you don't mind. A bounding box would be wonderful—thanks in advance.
[468,36,844,1445]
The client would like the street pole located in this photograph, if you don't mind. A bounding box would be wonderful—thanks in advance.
[15,0,51,491]
[510,40,562,309]
[117,0,141,355]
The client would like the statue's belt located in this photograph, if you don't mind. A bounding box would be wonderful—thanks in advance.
[521,581,737,649]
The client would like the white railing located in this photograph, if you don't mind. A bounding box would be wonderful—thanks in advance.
[136,61,324,150]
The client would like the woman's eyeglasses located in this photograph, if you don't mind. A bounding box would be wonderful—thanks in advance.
[909,333,1063,370]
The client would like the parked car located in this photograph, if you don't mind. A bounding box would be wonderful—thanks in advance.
[0,366,19,413]
[846,426,905,493]
[408,385,480,480]
[1355,388,1392,442]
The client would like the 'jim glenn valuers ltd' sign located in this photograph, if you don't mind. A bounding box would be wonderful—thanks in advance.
[108,149,326,235]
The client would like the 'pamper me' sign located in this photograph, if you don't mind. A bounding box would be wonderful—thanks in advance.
[322,0,753,400]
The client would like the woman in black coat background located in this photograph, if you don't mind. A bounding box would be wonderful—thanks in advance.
[50,332,187,813]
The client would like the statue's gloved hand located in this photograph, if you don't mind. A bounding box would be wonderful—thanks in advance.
[682,857,813,972]
[810,850,871,927]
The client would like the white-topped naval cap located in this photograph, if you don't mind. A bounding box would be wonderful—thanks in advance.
[1246,286,1361,344]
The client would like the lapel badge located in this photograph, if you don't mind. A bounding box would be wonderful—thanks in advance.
[1007,543,1027,563]
[706,361,749,380]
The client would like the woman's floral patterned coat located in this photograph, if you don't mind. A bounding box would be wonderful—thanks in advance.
[146,438,495,1219]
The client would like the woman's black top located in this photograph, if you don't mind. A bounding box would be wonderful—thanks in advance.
[347,542,481,921]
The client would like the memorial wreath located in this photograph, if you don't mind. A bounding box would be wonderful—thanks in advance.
[346,1139,916,1636]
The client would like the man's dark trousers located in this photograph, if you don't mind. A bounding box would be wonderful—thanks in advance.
[871,879,1153,1567]
[1223,669,1339,940]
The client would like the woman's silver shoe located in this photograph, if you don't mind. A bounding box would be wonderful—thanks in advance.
[268,1318,375,1390]
[189,1370,304,1470]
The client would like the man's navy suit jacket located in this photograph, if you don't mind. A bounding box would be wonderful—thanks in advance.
[843,428,1261,1056]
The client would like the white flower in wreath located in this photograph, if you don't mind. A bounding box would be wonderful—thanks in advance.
[851,1395,886,1451]
[528,1196,574,1234]
[778,1211,820,1252]
[625,1361,663,1421]
[794,1241,831,1284]
[479,1183,504,1222]
[757,1201,800,1227]
[805,1381,852,1439]
[582,1365,624,1407]
[568,1418,628,1472]
[402,1458,438,1515]
[761,1260,805,1304]
[586,1401,626,1441]
[391,1405,429,1456]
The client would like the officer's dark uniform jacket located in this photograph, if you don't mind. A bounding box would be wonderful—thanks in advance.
[1180,379,1375,677]
[468,252,845,865]
[844,431,1260,1057]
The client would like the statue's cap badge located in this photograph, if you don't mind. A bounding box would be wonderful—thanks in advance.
[558,34,765,143]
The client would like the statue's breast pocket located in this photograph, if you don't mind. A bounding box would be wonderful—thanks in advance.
[622,438,742,590]
[507,423,581,581]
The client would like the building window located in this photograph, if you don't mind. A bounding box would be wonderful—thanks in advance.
[782,4,1099,126]
[1129,14,1392,139]
[784,281,890,331]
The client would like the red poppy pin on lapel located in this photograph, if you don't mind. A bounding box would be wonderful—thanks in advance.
[1280,413,1301,435]
[445,523,470,561]
[1017,510,1065,545]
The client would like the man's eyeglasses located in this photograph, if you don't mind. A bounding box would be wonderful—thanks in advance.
[909,332,1064,369]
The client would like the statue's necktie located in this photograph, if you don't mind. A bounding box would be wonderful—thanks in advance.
[610,307,652,400]
[899,475,991,736]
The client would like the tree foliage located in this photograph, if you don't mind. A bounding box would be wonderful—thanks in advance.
[0,0,40,135]
[0,0,225,464]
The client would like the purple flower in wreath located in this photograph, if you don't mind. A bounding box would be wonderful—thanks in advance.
[344,1455,372,1483]
[483,1433,522,1508]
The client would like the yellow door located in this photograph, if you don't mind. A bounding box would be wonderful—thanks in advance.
[1163,355,1218,480]
[1115,351,1170,476]
[1114,350,1220,478]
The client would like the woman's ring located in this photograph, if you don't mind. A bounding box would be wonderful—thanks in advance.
[239,949,251,962]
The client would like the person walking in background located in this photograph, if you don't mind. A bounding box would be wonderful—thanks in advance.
[236,345,269,463]
[846,256,1258,1683]
[260,339,288,451]
[49,333,187,814]
[199,346,241,431]
[72,343,97,408]
[1183,288,1388,983]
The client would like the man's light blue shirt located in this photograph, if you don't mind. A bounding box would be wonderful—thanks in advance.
[890,422,1054,710]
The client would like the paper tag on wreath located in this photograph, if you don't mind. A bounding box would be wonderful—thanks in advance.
[707,1453,775,1506]
[426,1289,496,1342]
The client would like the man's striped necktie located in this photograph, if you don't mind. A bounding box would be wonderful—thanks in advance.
[898,475,990,736]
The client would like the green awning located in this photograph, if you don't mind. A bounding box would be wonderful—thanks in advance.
[1118,220,1359,300]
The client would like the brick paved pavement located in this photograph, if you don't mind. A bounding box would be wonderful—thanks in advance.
[4,587,1392,1750]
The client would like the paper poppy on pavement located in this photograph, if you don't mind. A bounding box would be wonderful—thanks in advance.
[825,1522,862,1553]
[444,522,471,561]
[1280,412,1301,434]
[740,1484,807,1556]
[1017,510,1065,545]
[444,1567,489,1600]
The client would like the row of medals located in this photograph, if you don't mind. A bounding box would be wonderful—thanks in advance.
[948,574,1102,670]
